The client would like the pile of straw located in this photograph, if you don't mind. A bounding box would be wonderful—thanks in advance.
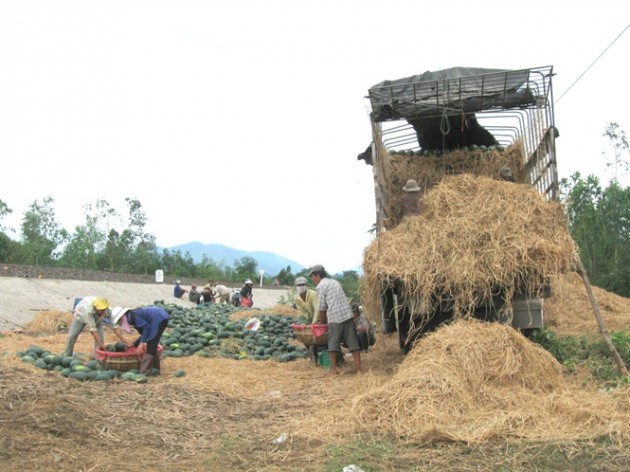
[351,320,629,444]
[546,272,630,336]
[229,304,298,321]
[1,314,628,470]
[362,174,577,324]
[25,310,72,334]
[381,143,525,228]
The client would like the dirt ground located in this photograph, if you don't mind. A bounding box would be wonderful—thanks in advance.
[2,324,629,472]
[1,266,629,471]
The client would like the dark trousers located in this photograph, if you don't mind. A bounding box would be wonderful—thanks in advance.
[357,331,369,351]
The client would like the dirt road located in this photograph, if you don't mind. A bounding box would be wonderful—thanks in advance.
[0,276,291,330]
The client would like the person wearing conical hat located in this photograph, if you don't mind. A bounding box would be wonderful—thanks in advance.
[111,305,169,374]
[63,296,111,358]
[499,166,515,182]
[239,279,254,307]
[399,178,422,218]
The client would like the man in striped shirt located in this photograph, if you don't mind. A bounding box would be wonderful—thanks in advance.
[309,264,362,375]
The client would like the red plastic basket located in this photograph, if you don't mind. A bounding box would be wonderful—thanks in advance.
[96,345,164,372]
[291,324,328,346]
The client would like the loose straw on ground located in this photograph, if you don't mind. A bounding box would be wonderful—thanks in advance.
[24,310,72,334]
[1,316,629,470]
[574,257,629,376]
[545,272,630,335]
[347,320,629,444]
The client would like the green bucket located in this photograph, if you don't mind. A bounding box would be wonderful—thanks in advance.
[318,351,331,369]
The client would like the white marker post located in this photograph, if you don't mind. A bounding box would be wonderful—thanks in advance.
[259,269,265,288]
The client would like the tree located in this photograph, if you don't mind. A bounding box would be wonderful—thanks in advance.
[276,265,294,285]
[0,199,13,234]
[561,173,602,278]
[102,228,128,272]
[0,232,24,263]
[233,256,258,283]
[160,248,198,279]
[196,255,227,283]
[603,122,630,182]
[119,198,159,274]
[334,270,361,301]
[59,199,115,269]
[0,199,21,263]
[561,167,630,297]
[596,182,630,295]
[20,197,68,266]
[60,225,101,269]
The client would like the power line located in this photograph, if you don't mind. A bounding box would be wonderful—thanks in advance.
[555,23,630,105]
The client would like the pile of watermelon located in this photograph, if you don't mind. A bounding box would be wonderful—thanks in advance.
[16,302,309,383]
[159,301,308,362]
[18,345,150,382]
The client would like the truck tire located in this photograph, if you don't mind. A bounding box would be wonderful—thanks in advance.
[381,287,397,334]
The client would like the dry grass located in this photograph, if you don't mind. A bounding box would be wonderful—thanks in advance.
[2,252,630,470]
[362,174,577,331]
[1,314,629,471]
[545,272,630,336]
[379,142,526,229]
[24,310,72,334]
[230,304,298,321]
[0,328,402,471]
[351,320,628,444]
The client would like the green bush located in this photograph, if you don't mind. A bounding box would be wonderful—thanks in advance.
[529,328,630,381]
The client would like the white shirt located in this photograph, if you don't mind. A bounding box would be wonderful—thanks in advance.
[213,284,230,296]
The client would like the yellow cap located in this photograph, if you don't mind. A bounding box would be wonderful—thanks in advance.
[93,297,110,311]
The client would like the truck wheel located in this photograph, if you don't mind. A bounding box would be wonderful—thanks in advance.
[521,328,539,339]
[381,288,397,334]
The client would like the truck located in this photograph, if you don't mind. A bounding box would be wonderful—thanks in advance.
[360,65,560,352]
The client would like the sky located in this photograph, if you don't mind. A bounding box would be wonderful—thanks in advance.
[0,1,629,274]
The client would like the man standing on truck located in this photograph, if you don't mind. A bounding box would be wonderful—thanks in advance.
[499,166,515,182]
[308,264,362,375]
[399,178,423,218]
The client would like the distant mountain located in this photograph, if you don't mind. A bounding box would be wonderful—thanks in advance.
[165,242,306,276]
